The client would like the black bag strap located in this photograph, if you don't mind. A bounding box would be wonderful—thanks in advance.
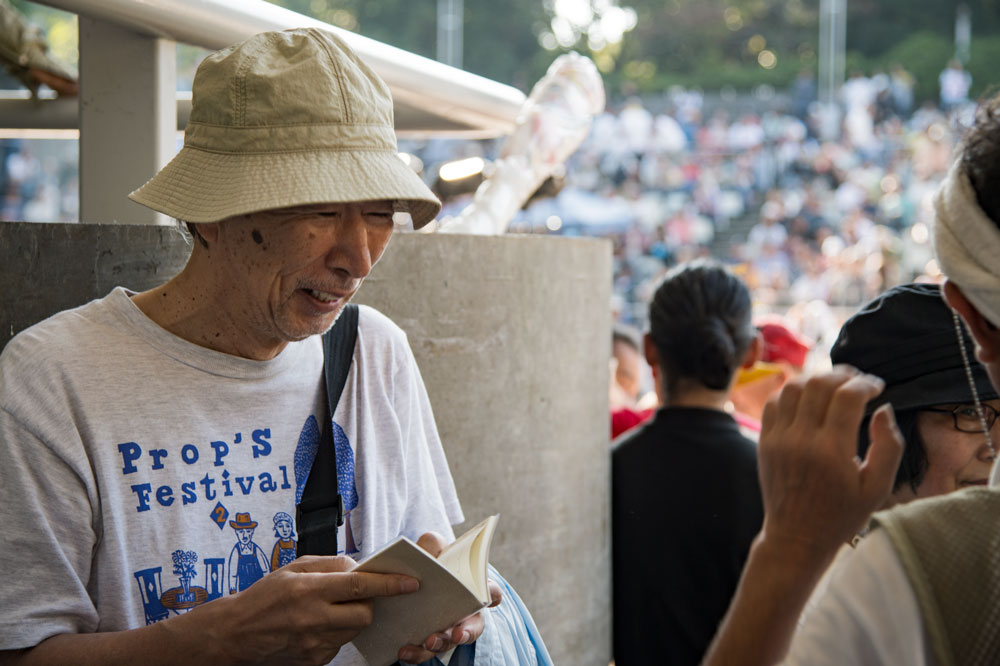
[296,304,359,557]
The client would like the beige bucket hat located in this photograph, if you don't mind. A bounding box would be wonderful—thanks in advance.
[129,28,441,228]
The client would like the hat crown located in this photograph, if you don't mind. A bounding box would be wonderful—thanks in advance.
[189,28,395,147]
[128,27,441,227]
[830,282,997,412]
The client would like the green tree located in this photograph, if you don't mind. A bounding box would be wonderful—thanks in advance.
[267,0,553,90]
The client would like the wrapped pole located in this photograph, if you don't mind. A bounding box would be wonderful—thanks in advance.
[438,52,605,234]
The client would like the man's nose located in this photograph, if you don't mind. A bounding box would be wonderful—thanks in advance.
[326,206,374,279]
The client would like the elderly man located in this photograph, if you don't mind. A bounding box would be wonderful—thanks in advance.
[0,28,500,665]
[704,95,1000,664]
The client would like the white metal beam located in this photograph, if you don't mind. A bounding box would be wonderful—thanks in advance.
[38,0,525,136]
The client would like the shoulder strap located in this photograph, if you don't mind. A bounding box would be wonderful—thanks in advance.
[296,304,359,557]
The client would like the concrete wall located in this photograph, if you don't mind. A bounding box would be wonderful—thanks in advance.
[355,234,612,665]
[1,222,191,348]
[0,223,613,664]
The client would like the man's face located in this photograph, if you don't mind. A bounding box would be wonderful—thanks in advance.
[210,201,394,356]
[237,526,254,545]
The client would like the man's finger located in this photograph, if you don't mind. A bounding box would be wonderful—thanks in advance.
[760,391,781,435]
[288,554,356,573]
[859,403,904,502]
[450,611,485,644]
[315,571,419,602]
[399,632,451,664]
[488,580,503,608]
[793,372,856,429]
[417,532,447,558]
[823,373,885,454]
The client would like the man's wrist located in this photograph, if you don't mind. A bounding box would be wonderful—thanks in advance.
[749,529,839,588]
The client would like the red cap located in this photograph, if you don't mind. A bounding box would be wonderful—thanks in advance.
[756,315,812,369]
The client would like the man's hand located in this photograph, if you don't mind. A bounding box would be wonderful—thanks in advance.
[170,555,420,666]
[758,366,903,554]
[702,366,904,666]
[1,556,420,666]
[396,532,503,664]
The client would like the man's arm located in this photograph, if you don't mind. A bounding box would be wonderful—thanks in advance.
[0,556,419,666]
[702,368,903,666]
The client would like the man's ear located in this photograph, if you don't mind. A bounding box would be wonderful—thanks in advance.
[742,332,763,369]
[943,279,1000,363]
[643,332,659,369]
[193,222,220,245]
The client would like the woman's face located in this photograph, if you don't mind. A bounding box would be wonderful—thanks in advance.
[910,399,1000,498]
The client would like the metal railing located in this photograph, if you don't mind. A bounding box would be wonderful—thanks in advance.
[15,0,528,224]
[32,0,527,136]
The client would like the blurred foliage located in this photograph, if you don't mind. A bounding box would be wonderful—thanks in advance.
[608,0,1000,103]
[4,0,1000,105]
[268,0,554,91]
[9,0,76,70]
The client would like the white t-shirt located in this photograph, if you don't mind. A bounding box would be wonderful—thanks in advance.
[783,529,937,666]
[0,288,463,665]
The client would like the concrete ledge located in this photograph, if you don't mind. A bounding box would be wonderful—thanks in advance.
[1,222,191,348]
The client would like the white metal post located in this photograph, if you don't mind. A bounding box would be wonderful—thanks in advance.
[78,17,176,224]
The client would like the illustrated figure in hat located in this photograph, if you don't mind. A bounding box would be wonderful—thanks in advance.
[227,512,269,594]
[0,27,515,666]
[703,95,1000,665]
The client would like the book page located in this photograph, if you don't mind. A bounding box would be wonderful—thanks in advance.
[436,514,498,600]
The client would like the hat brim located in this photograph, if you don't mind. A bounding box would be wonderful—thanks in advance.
[129,146,441,229]
[867,365,999,415]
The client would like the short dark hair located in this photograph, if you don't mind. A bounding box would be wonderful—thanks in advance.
[648,260,754,395]
[961,94,1000,228]
[857,409,926,493]
[185,221,210,249]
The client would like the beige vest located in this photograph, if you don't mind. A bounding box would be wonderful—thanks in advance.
[873,487,1000,666]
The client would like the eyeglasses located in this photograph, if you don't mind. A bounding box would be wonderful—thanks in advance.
[921,404,1000,433]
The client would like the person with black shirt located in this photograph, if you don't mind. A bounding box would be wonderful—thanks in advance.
[612,260,764,665]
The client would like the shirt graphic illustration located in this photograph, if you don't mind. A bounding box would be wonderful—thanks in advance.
[130,413,361,623]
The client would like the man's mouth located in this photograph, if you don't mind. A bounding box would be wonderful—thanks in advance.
[306,288,343,303]
[961,479,989,487]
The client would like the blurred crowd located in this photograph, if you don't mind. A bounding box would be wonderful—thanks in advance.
[558,72,976,349]
[0,138,78,223]
[0,59,980,367]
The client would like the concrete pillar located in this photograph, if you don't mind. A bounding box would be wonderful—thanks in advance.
[78,19,177,225]
[355,233,613,665]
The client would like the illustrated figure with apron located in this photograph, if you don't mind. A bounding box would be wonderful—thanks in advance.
[270,511,297,570]
[227,512,270,594]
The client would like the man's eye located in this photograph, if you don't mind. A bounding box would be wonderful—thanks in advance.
[318,211,341,218]
[956,406,979,419]
[365,211,394,220]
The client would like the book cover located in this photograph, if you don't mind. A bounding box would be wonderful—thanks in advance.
[350,515,499,666]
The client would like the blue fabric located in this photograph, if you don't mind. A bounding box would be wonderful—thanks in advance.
[413,566,552,666]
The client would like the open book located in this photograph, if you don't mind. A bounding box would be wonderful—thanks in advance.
[350,514,500,666]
